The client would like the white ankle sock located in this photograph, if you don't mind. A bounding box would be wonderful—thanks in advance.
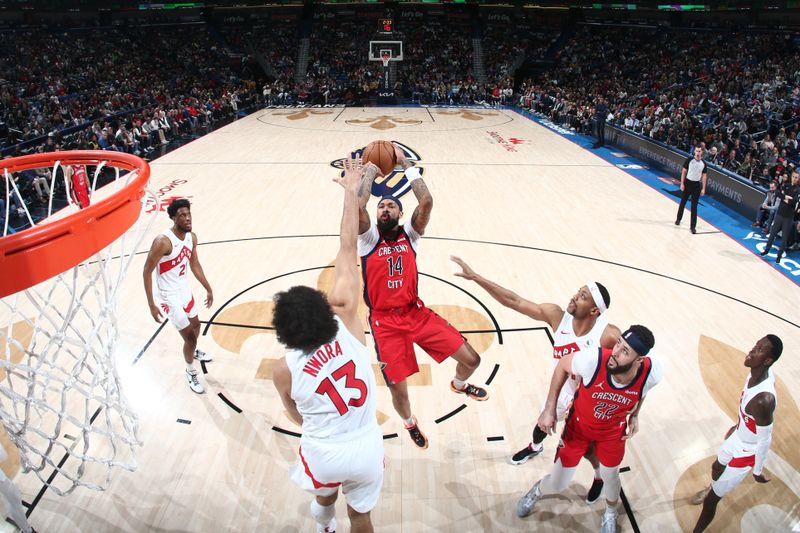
[452,377,466,390]
[310,499,335,525]
[403,416,415,427]
[186,363,196,373]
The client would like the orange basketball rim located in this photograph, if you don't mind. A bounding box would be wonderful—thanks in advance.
[0,150,150,298]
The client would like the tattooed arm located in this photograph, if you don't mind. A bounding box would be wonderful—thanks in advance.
[409,176,433,235]
[394,144,433,235]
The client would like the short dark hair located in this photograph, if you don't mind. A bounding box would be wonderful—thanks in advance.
[167,198,191,218]
[626,324,655,354]
[272,286,338,354]
[766,334,783,362]
[594,282,611,309]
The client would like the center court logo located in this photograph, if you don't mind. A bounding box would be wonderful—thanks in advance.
[330,141,422,201]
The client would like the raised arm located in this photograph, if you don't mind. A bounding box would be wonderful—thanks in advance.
[142,235,171,323]
[396,144,433,235]
[451,256,563,329]
[357,164,379,235]
[330,152,370,344]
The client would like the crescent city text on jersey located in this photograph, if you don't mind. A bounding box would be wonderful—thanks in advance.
[377,243,410,256]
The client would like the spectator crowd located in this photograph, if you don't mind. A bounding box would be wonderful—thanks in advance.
[4,16,800,248]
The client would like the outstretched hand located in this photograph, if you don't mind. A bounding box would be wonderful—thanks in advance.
[333,150,364,191]
[451,256,478,281]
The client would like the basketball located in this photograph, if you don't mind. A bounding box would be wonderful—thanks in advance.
[362,140,397,176]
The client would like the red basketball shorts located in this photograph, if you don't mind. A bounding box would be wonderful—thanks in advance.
[369,299,465,385]
[556,416,627,468]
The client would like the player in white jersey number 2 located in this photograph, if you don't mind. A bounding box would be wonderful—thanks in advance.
[450,257,620,504]
[272,153,383,533]
[143,199,214,394]
[691,334,783,533]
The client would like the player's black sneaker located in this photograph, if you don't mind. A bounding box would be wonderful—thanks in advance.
[404,417,428,449]
[586,477,605,504]
[450,381,489,401]
[510,443,543,465]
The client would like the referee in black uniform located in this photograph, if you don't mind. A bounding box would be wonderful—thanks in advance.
[760,171,800,263]
[675,146,708,234]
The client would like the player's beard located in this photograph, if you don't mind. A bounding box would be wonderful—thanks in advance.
[377,215,399,232]
[607,360,634,375]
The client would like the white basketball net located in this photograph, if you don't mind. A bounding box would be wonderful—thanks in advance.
[1,158,157,495]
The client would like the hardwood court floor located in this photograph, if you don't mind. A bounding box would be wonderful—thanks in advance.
[7,107,799,532]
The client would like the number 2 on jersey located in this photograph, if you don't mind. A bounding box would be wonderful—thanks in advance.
[315,360,368,416]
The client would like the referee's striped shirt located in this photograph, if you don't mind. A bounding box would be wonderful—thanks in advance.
[683,157,707,182]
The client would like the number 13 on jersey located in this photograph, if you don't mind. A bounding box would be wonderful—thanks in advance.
[315,361,368,416]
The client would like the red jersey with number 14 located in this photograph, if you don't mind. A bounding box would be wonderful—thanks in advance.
[360,221,419,311]
[570,347,652,438]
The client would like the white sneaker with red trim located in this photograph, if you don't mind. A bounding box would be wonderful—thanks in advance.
[316,518,336,533]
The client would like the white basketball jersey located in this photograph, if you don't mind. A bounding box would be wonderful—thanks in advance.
[286,316,377,440]
[156,229,193,293]
[735,370,776,446]
[551,312,607,365]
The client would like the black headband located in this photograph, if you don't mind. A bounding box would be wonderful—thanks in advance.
[622,329,651,356]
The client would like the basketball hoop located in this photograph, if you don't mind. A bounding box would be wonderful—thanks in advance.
[0,150,156,495]
[381,52,391,69]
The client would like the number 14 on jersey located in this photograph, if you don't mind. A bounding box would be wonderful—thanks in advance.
[387,256,403,289]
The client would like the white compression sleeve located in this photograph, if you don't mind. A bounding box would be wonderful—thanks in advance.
[599,464,621,503]
[539,459,577,494]
[753,424,773,476]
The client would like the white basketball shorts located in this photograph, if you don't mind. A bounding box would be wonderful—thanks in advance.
[290,423,384,513]
[158,287,198,331]
[712,432,756,497]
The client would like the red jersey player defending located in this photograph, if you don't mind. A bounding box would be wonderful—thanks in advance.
[356,144,488,449]
[451,256,620,504]
[691,335,782,533]
[517,325,662,533]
